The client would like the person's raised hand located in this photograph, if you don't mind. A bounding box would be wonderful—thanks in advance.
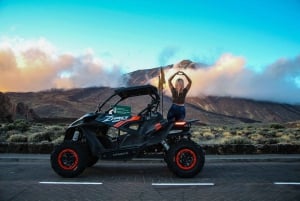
[177,71,184,75]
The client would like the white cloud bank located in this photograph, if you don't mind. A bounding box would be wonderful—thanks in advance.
[0,37,124,92]
[1,37,299,104]
[158,54,300,104]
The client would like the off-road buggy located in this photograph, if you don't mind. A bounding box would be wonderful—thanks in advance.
[51,85,205,178]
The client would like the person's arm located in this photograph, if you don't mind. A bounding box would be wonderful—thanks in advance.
[168,72,177,90]
[181,71,192,91]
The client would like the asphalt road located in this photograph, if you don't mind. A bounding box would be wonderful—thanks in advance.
[0,154,300,201]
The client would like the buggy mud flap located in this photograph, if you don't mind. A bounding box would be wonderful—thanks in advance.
[146,122,174,145]
[80,127,105,156]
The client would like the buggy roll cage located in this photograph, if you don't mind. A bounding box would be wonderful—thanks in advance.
[95,85,160,114]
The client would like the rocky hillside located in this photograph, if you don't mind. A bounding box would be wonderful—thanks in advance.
[126,61,300,124]
[4,85,300,125]
[3,60,300,124]
[6,87,113,119]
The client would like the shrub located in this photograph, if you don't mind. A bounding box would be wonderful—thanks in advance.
[262,128,270,132]
[278,134,296,144]
[35,130,64,143]
[0,124,6,132]
[52,135,64,145]
[28,132,51,142]
[6,130,23,137]
[264,138,280,144]
[236,130,243,135]
[270,124,285,129]
[7,134,27,142]
[264,131,276,138]
[5,123,15,131]
[49,130,65,141]
[15,119,31,132]
[2,130,22,142]
[5,119,30,132]
[249,133,266,144]
[222,131,232,138]
[47,125,64,131]
[202,131,215,140]
[230,130,237,135]
[222,136,253,145]
[192,131,201,136]
[52,126,62,131]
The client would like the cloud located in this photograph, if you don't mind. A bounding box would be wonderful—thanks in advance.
[0,37,125,92]
[158,46,178,66]
[1,37,299,104]
[158,54,300,104]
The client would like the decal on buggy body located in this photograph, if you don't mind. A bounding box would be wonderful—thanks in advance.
[113,116,141,128]
[102,115,130,123]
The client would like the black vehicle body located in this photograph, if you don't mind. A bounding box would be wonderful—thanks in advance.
[51,85,205,178]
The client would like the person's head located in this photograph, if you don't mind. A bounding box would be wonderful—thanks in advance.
[175,78,184,91]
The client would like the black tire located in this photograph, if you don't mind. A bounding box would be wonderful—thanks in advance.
[87,155,99,167]
[166,139,205,178]
[51,141,88,178]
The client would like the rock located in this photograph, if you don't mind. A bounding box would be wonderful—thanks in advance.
[0,93,40,122]
[0,92,14,122]
[15,102,40,121]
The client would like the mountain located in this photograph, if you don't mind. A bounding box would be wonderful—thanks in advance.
[3,60,300,124]
[125,61,300,124]
[5,85,300,125]
[6,87,113,119]
[186,96,300,123]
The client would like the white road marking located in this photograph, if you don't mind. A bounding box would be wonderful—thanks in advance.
[152,183,215,186]
[39,181,103,185]
[274,182,300,185]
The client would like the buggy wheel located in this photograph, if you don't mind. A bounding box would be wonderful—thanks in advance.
[167,139,205,178]
[51,141,88,178]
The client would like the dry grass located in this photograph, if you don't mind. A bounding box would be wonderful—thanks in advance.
[1,120,300,145]
[192,121,300,145]
[0,120,66,144]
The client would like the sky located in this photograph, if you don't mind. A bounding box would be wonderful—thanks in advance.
[0,0,300,103]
